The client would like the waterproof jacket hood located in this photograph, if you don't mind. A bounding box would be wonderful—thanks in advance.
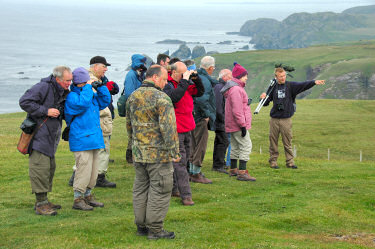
[131,54,146,70]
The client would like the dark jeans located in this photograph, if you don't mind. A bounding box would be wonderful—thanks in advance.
[212,130,229,169]
[172,132,192,199]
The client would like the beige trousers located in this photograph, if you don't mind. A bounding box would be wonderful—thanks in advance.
[97,136,110,174]
[269,117,294,166]
[230,130,252,161]
[73,149,100,193]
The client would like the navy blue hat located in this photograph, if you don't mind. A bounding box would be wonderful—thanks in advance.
[72,67,90,84]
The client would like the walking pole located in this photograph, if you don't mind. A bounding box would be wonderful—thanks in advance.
[254,79,277,114]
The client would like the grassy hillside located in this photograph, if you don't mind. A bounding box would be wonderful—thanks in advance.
[1,99,375,248]
[239,5,375,50]
[211,40,375,100]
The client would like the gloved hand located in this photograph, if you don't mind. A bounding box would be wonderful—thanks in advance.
[106,81,115,92]
[91,81,105,91]
[241,127,247,137]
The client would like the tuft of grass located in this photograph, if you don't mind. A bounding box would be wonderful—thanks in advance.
[1,100,375,248]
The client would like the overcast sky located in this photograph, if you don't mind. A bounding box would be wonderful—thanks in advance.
[2,0,375,6]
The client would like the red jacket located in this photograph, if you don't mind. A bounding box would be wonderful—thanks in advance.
[167,75,198,133]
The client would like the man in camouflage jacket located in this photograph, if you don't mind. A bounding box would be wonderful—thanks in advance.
[126,65,180,240]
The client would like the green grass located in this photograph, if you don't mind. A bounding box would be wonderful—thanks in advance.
[1,99,375,248]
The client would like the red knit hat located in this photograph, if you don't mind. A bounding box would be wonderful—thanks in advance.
[232,62,248,79]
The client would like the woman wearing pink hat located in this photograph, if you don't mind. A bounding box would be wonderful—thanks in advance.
[220,62,256,181]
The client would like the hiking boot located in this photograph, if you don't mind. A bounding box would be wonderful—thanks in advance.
[126,149,133,164]
[73,197,94,211]
[48,201,62,210]
[229,168,239,177]
[35,202,57,216]
[109,159,115,163]
[136,225,148,236]
[270,165,280,169]
[171,191,180,198]
[212,167,229,174]
[181,197,194,206]
[287,165,298,169]
[237,170,256,181]
[190,172,212,184]
[84,194,104,208]
[34,201,61,211]
[68,171,75,186]
[147,229,175,240]
[96,173,116,188]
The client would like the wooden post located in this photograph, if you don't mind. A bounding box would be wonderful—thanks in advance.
[293,145,297,158]
[260,146,262,154]
[360,150,362,162]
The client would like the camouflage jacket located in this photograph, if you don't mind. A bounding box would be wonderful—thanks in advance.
[126,80,179,163]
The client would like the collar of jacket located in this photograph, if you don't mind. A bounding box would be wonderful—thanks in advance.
[88,68,101,82]
[167,74,178,86]
[46,74,65,96]
[141,80,162,90]
[197,68,218,85]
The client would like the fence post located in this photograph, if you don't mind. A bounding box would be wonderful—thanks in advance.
[260,146,262,154]
[360,150,362,162]
[293,145,297,158]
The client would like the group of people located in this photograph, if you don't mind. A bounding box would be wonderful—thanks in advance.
[19,53,325,240]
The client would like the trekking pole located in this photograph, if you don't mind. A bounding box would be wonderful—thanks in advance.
[254,79,276,114]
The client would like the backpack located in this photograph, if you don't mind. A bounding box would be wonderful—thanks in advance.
[117,89,127,117]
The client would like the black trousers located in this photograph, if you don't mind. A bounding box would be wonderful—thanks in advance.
[212,130,229,169]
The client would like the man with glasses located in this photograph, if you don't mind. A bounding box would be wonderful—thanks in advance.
[68,56,116,188]
[189,56,218,184]
[163,61,204,205]
[19,66,72,215]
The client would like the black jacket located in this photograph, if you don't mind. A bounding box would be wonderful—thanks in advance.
[214,78,226,131]
[264,80,315,118]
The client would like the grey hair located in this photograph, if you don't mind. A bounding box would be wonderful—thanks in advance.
[53,66,71,78]
[200,56,215,69]
[90,63,101,68]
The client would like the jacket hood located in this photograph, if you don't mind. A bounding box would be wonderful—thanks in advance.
[220,80,238,97]
[41,74,65,95]
[131,54,146,70]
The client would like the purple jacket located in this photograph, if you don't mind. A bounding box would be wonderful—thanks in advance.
[19,75,68,157]
[221,78,252,133]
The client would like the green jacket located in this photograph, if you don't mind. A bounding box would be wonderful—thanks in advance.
[126,80,179,163]
[193,68,218,130]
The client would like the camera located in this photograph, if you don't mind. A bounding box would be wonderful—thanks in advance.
[277,103,284,111]
[91,81,106,91]
[189,72,198,80]
[247,98,252,106]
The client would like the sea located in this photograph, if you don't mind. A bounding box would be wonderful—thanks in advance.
[0,0,373,114]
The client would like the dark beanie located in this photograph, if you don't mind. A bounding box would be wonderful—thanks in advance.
[232,62,248,79]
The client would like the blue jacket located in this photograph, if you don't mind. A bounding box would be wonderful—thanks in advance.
[64,84,111,152]
[19,75,68,157]
[193,68,218,131]
[124,54,146,101]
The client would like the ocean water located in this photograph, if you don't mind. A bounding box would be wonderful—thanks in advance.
[0,0,373,114]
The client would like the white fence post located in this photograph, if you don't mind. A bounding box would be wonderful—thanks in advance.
[260,146,262,154]
[360,150,362,162]
[293,145,297,158]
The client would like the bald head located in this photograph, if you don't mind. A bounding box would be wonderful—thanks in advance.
[171,61,187,82]
[219,69,232,82]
